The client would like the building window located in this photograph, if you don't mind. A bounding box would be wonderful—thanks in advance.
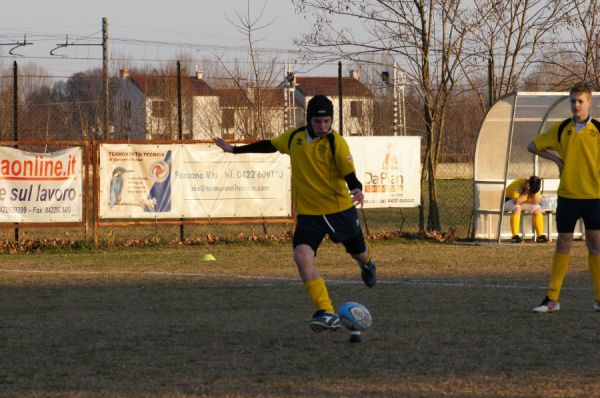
[222,108,235,129]
[151,100,170,118]
[350,101,363,118]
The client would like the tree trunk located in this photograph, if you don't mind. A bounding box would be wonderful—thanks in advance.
[420,93,442,233]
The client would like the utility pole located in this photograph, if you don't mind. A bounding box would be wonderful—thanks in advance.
[2,37,33,242]
[393,65,399,136]
[13,62,18,142]
[488,56,495,108]
[284,63,296,130]
[397,65,407,136]
[338,61,343,135]
[384,59,406,136]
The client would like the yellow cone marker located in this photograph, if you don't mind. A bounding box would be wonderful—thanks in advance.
[201,253,216,261]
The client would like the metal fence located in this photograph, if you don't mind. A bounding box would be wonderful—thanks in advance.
[0,60,476,241]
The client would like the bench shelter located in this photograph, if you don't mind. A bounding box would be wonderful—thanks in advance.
[472,92,600,242]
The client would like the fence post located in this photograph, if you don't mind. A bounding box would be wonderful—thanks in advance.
[177,60,184,241]
[102,17,109,140]
[93,140,99,247]
[13,61,19,241]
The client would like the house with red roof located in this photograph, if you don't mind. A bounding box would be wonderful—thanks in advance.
[113,69,215,140]
[113,68,373,140]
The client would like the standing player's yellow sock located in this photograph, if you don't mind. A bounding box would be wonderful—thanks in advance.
[588,255,600,302]
[510,213,520,236]
[548,253,570,301]
[304,277,334,313]
[533,213,544,236]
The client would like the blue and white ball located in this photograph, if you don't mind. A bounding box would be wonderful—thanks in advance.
[338,302,372,331]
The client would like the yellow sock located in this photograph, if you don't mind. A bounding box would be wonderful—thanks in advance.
[510,213,520,236]
[304,277,334,313]
[533,213,544,236]
[548,253,570,301]
[588,255,600,302]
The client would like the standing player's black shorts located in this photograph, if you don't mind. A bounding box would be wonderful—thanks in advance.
[293,206,366,255]
[556,196,600,233]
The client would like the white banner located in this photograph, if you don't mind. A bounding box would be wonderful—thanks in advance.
[98,144,291,219]
[346,136,421,208]
[0,146,83,222]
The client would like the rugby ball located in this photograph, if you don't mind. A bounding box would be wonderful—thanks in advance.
[338,302,372,331]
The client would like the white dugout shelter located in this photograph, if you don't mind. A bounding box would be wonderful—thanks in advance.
[473,92,600,242]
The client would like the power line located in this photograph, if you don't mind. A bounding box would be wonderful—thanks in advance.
[3,25,600,60]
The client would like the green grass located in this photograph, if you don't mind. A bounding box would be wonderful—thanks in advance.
[2,239,600,397]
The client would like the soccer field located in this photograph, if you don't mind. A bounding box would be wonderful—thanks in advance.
[1,240,600,397]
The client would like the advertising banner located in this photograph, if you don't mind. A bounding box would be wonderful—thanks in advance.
[0,146,83,222]
[346,136,421,208]
[98,144,291,219]
[176,145,291,218]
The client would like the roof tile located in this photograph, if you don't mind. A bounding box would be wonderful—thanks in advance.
[295,76,372,97]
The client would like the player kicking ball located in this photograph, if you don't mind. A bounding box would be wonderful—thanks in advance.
[214,95,376,331]
[527,82,600,313]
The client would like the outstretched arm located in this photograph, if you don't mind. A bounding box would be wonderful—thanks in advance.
[213,138,277,154]
[214,137,234,153]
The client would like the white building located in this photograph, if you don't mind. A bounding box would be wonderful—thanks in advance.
[113,69,374,140]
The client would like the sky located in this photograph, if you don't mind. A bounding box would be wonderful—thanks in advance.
[0,0,339,80]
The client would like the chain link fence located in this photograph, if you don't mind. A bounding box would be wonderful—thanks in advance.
[0,61,476,241]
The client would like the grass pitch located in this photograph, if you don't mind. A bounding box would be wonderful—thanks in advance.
[2,240,600,397]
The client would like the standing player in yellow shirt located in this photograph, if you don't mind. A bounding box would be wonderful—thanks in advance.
[504,176,547,243]
[214,95,376,331]
[527,82,600,313]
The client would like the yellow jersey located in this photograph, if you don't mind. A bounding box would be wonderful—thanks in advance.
[505,177,541,203]
[271,127,356,215]
[533,119,600,199]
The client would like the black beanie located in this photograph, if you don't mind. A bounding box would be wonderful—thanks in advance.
[306,95,333,123]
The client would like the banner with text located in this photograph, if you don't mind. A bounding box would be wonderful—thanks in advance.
[0,146,83,222]
[346,136,421,208]
[98,144,291,219]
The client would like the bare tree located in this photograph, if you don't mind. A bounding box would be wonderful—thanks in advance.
[0,65,13,140]
[293,0,473,232]
[0,63,54,140]
[216,0,284,140]
[535,0,600,89]
[464,0,566,111]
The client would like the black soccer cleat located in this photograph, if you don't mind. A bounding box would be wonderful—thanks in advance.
[309,310,341,333]
[536,235,549,243]
[511,235,523,243]
[360,259,376,288]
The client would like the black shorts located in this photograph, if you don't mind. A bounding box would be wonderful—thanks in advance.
[556,196,600,233]
[293,206,366,255]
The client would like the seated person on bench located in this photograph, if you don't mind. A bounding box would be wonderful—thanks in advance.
[505,176,548,243]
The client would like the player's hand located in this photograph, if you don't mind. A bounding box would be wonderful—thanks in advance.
[214,137,234,153]
[351,188,364,207]
[528,193,541,204]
